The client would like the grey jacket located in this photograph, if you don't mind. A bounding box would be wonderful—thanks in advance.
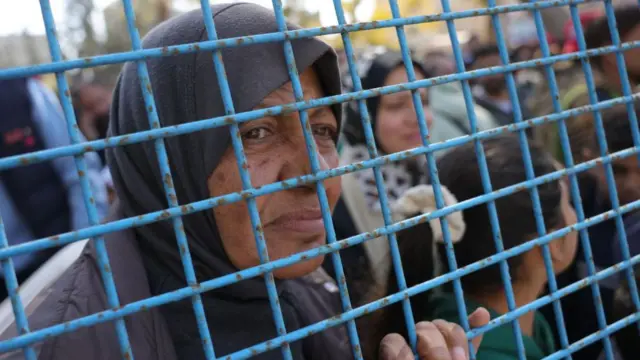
[0,228,177,360]
[0,225,350,360]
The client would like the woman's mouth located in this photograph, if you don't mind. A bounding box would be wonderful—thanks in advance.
[267,209,327,233]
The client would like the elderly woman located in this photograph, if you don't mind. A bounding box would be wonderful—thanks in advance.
[0,4,488,360]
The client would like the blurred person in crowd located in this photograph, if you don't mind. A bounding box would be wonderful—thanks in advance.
[463,34,481,67]
[422,50,454,76]
[327,51,433,307]
[0,5,490,360]
[70,79,113,164]
[71,79,116,202]
[426,51,498,148]
[528,9,602,158]
[468,44,534,128]
[511,33,561,94]
[611,268,640,360]
[536,7,640,162]
[541,103,640,360]
[0,77,108,301]
[373,134,578,360]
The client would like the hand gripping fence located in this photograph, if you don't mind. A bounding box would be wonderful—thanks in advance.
[0,0,639,359]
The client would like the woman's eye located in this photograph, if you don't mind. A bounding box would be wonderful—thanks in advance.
[242,127,272,140]
[312,125,336,139]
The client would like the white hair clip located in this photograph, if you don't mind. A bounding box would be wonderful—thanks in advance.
[392,185,466,244]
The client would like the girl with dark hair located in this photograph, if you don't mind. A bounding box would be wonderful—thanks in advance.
[372,134,578,360]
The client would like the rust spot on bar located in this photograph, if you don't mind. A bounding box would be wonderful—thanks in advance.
[117,136,130,145]
[215,198,227,206]
[78,170,85,177]
[164,174,174,188]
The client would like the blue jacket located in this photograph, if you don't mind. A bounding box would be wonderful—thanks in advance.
[0,79,108,276]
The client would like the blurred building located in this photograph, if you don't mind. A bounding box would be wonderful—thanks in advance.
[0,33,50,67]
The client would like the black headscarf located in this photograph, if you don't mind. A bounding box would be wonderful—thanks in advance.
[106,3,348,359]
[340,51,430,211]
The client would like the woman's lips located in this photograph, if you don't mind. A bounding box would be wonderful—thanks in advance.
[267,209,327,233]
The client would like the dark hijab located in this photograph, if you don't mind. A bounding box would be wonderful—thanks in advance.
[106,3,347,359]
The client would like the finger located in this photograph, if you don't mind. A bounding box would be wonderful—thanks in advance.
[415,321,451,360]
[379,333,414,360]
[432,320,468,360]
[467,308,491,354]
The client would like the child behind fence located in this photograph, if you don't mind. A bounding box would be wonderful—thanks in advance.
[370,134,579,360]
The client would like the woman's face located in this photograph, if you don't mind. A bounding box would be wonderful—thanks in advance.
[375,66,432,154]
[208,68,341,279]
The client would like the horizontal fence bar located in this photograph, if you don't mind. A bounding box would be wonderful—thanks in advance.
[1,56,638,172]
[0,0,599,81]
[2,197,639,354]
[1,88,637,260]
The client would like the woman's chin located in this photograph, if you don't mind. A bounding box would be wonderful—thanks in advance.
[273,255,325,279]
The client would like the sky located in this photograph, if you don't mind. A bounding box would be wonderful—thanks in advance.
[0,0,375,37]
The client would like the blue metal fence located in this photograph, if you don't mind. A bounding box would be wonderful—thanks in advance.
[0,0,639,359]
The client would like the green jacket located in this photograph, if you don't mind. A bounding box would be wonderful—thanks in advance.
[428,293,555,360]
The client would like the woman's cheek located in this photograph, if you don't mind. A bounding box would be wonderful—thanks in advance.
[248,156,278,187]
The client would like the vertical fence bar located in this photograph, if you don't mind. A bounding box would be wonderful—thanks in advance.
[387,0,473,353]
[487,1,570,359]
[527,2,575,357]
[0,221,35,360]
[328,0,421,352]
[439,1,526,358]
[38,0,134,358]
[568,2,619,357]
[268,1,364,358]
[118,0,216,358]
[601,0,640,336]
[198,2,294,359]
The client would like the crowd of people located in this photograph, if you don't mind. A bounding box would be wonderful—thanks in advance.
[0,2,640,360]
